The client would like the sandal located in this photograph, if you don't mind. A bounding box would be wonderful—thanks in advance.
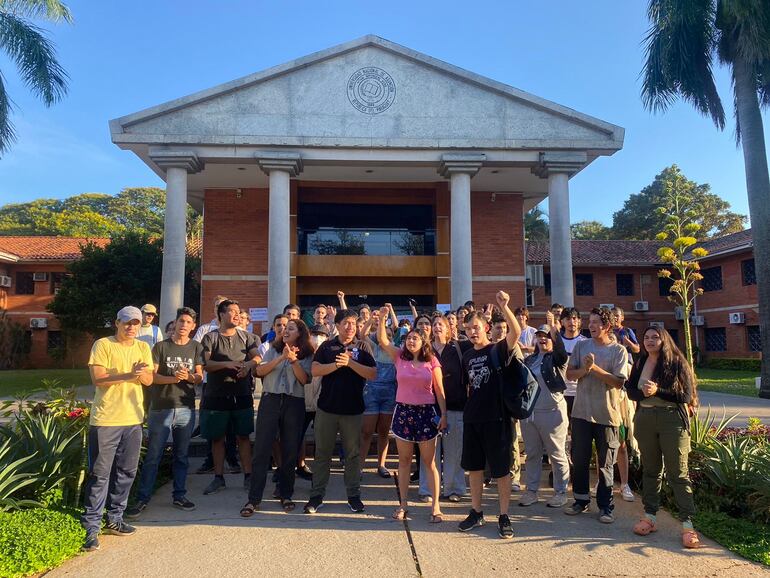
[430,513,443,524]
[377,466,392,479]
[280,498,296,512]
[633,518,658,536]
[240,502,258,517]
[682,529,701,549]
[392,507,408,520]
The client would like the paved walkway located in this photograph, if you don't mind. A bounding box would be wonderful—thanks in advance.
[49,458,766,578]
[699,391,770,426]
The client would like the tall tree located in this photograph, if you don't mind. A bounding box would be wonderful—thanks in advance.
[524,207,549,241]
[0,0,71,155]
[571,220,613,240]
[641,0,770,397]
[612,165,746,239]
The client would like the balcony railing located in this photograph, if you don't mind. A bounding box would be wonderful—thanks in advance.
[297,228,436,256]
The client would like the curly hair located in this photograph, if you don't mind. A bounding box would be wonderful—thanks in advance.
[590,307,613,328]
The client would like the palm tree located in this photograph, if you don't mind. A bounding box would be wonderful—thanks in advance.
[524,207,549,241]
[642,0,770,396]
[0,0,71,155]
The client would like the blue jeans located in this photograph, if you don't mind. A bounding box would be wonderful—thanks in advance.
[137,407,195,503]
[419,410,466,497]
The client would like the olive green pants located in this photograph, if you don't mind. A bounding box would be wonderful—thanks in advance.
[634,405,696,522]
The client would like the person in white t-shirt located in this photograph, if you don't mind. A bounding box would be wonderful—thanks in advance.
[515,307,536,355]
[137,304,161,347]
[559,307,588,419]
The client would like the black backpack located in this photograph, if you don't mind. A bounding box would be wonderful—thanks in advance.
[490,344,540,420]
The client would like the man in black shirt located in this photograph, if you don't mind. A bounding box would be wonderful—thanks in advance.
[458,291,521,539]
[127,307,204,517]
[200,300,262,495]
[304,309,376,514]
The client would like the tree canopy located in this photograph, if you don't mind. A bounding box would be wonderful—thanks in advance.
[0,187,202,238]
[524,207,549,241]
[571,220,613,240]
[611,165,746,240]
[47,232,200,337]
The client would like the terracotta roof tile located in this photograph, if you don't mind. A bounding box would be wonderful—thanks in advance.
[695,228,752,256]
[527,240,664,266]
[0,236,110,261]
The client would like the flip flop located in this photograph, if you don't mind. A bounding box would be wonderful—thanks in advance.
[392,507,408,520]
[280,498,296,512]
[377,466,392,479]
[430,513,443,524]
[633,518,658,536]
[682,529,702,549]
[240,502,258,517]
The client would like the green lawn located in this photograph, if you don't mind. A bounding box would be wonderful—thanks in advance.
[0,369,90,398]
[695,368,759,397]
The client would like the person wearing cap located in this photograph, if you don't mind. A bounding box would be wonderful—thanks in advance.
[137,304,162,347]
[518,312,571,509]
[81,306,154,552]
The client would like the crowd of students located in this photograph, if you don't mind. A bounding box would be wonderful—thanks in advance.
[79,292,701,551]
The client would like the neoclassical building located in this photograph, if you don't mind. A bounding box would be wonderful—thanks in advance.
[110,35,624,325]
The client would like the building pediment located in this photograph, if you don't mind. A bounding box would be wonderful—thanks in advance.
[110,35,623,152]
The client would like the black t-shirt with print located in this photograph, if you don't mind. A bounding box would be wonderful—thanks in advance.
[314,337,376,416]
[150,339,204,410]
[462,340,509,424]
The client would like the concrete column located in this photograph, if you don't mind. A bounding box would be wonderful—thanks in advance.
[257,152,303,320]
[439,154,485,308]
[532,152,588,309]
[149,150,203,329]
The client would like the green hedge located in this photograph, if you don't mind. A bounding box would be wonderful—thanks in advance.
[0,509,84,578]
[702,358,762,372]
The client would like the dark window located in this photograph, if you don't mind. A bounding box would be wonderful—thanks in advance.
[526,287,534,307]
[747,326,762,353]
[616,274,634,297]
[659,276,674,297]
[544,273,551,296]
[668,328,679,345]
[742,259,756,286]
[704,327,727,352]
[701,266,723,292]
[575,273,594,296]
[50,272,66,294]
[47,330,63,351]
[15,272,34,295]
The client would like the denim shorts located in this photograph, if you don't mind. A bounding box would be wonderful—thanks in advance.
[363,364,396,415]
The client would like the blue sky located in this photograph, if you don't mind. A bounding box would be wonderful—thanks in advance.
[1,0,767,226]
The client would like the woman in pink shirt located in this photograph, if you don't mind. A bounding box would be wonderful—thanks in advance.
[377,307,447,522]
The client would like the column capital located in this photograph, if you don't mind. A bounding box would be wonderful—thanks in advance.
[256,152,303,176]
[149,150,203,173]
[531,151,587,178]
[438,153,486,178]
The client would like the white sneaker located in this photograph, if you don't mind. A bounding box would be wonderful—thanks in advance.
[621,484,635,502]
[590,483,598,498]
[518,490,539,507]
[547,492,569,508]
[511,482,521,492]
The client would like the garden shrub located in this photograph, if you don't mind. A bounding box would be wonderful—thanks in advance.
[0,509,84,578]
[702,357,761,372]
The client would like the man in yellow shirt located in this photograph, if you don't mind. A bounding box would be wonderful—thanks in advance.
[82,306,154,552]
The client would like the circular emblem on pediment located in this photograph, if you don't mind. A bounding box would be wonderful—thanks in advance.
[347,67,396,115]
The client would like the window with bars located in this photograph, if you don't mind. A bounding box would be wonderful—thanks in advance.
[15,272,34,295]
[543,273,551,296]
[616,274,634,296]
[742,259,756,286]
[47,330,63,352]
[668,328,679,346]
[704,327,727,352]
[701,266,723,292]
[575,273,594,296]
[659,276,674,297]
[747,326,762,353]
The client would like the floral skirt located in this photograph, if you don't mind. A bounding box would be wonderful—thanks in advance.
[391,402,439,443]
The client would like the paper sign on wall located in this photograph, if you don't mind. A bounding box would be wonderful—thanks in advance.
[249,307,268,322]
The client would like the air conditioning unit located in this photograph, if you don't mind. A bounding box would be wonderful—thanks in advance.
[30,317,48,329]
[526,264,544,287]
[729,312,746,325]
[599,303,615,310]
[33,272,48,282]
[691,315,705,326]
[674,306,685,321]
[649,321,665,329]
[0,275,10,288]
[634,301,650,312]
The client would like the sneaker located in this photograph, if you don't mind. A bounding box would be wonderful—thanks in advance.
[458,509,485,532]
[447,493,461,503]
[409,470,419,482]
[518,491,539,507]
[228,461,242,474]
[599,508,615,524]
[172,497,196,511]
[377,466,391,479]
[296,465,313,481]
[498,514,514,539]
[547,492,569,508]
[195,461,214,474]
[419,494,433,503]
[125,501,147,519]
[590,483,598,498]
[304,495,324,514]
[348,496,366,512]
[511,481,522,492]
[203,477,226,495]
[83,532,100,552]
[621,484,635,502]
[103,521,136,536]
[564,501,590,516]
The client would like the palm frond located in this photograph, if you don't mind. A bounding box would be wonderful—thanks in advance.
[0,71,16,155]
[0,0,73,23]
[642,0,726,129]
[756,58,770,108]
[717,0,770,65]
[0,11,68,106]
